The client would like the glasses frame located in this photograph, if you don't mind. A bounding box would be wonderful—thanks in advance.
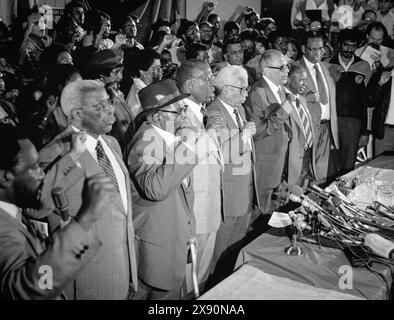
[265,64,291,72]
[157,105,188,117]
[226,84,250,94]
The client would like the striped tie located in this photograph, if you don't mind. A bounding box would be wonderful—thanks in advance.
[296,99,313,148]
[95,140,120,193]
[233,108,243,132]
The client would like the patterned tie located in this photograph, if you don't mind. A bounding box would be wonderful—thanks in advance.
[95,140,120,193]
[277,87,286,104]
[200,106,208,128]
[313,64,328,105]
[233,108,243,132]
[296,98,313,148]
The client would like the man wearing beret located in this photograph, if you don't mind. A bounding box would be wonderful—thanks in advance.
[125,79,214,299]
[84,48,134,151]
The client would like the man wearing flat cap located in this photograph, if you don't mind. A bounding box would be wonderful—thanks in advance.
[125,79,214,299]
[85,48,134,151]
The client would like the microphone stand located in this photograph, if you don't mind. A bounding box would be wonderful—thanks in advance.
[285,211,303,256]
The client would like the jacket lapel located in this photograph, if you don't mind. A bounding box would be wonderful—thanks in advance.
[300,57,318,92]
[259,78,281,105]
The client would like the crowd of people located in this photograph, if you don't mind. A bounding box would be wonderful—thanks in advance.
[1,0,394,300]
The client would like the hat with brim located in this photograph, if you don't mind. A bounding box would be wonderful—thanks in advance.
[86,49,124,73]
[138,79,189,116]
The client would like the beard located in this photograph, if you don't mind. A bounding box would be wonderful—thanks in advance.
[15,182,43,210]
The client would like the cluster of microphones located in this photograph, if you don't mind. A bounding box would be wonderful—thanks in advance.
[285,183,394,263]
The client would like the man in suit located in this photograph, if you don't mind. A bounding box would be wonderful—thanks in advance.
[0,123,114,299]
[286,64,318,186]
[125,79,213,299]
[295,30,339,184]
[175,59,223,294]
[84,49,134,151]
[207,65,259,272]
[244,49,293,215]
[38,80,138,300]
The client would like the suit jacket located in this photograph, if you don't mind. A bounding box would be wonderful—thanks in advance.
[367,67,393,139]
[109,94,134,151]
[0,208,101,300]
[39,126,138,300]
[295,57,339,149]
[287,95,317,185]
[207,98,259,218]
[124,121,197,291]
[186,106,224,235]
[244,77,291,191]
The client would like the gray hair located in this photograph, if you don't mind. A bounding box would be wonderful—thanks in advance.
[259,49,284,68]
[213,65,248,92]
[60,80,107,119]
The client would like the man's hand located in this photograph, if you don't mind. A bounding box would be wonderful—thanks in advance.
[207,115,226,131]
[161,34,177,47]
[243,7,255,15]
[114,33,127,47]
[241,122,256,141]
[305,90,320,103]
[285,92,297,102]
[302,16,311,26]
[69,131,87,161]
[78,174,115,230]
[359,135,370,148]
[379,71,392,86]
[203,2,215,11]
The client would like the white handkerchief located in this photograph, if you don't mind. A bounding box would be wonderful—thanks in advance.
[268,211,293,228]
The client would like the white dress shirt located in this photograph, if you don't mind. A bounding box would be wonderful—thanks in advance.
[338,55,354,72]
[263,76,282,103]
[71,126,128,212]
[303,56,330,120]
[184,98,204,124]
[126,78,146,118]
[385,69,394,125]
[219,98,252,149]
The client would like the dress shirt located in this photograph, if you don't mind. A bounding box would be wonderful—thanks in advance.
[303,56,330,120]
[184,98,204,124]
[263,76,282,103]
[219,98,252,149]
[71,126,128,212]
[385,69,394,125]
[126,78,146,118]
[0,200,20,220]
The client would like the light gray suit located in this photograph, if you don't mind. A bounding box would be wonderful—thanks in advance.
[39,126,138,300]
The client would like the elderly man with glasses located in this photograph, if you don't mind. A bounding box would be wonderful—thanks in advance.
[207,66,259,282]
[125,79,215,300]
[38,80,138,299]
[244,49,293,217]
[294,30,339,184]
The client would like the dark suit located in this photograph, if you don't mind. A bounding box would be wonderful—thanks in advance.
[0,207,101,300]
[124,121,196,297]
[244,77,291,214]
[207,98,259,264]
[294,57,339,183]
[39,126,138,300]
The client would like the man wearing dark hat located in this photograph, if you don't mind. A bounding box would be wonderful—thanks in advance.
[85,48,134,151]
[329,29,372,174]
[125,79,213,299]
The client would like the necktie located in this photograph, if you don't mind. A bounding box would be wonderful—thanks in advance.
[313,64,328,105]
[277,87,286,104]
[233,108,243,132]
[200,106,208,128]
[95,140,120,193]
[296,98,313,148]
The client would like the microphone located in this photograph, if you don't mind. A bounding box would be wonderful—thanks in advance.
[51,187,70,222]
[289,194,332,230]
[364,234,394,260]
[289,185,325,211]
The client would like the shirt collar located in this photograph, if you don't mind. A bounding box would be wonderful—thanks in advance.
[71,125,103,154]
[0,200,20,220]
[303,56,319,70]
[184,97,203,122]
[263,75,281,94]
[218,98,237,117]
[338,54,354,70]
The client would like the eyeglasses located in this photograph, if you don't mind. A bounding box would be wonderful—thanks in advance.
[306,46,325,53]
[266,64,291,72]
[191,74,214,83]
[157,105,188,117]
[226,84,250,94]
